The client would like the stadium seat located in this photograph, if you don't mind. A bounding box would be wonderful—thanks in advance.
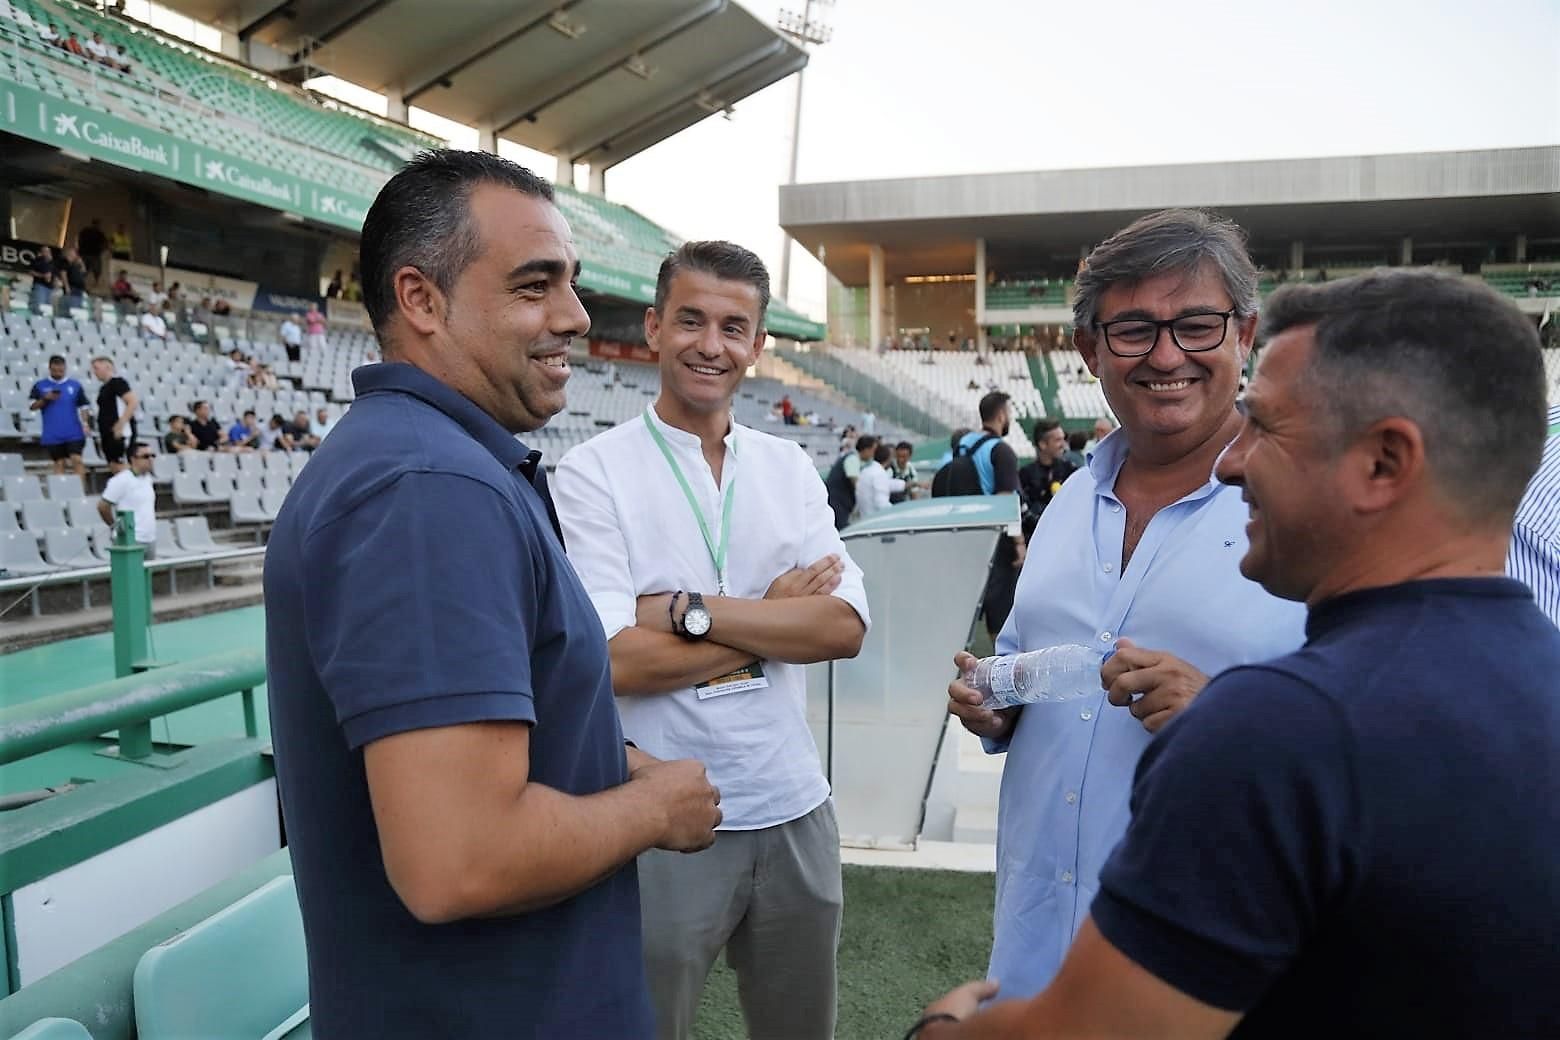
[234,472,264,498]
[209,453,239,480]
[0,453,23,476]
[154,523,193,560]
[260,451,288,472]
[174,516,221,554]
[2,474,42,503]
[6,1019,92,1040]
[87,526,113,563]
[259,487,289,519]
[181,453,213,475]
[229,492,272,526]
[0,529,60,575]
[43,528,92,569]
[64,498,100,528]
[288,452,308,475]
[171,471,219,506]
[237,453,265,475]
[133,876,308,1040]
[45,474,84,500]
[203,475,236,503]
[0,510,19,532]
[152,454,180,485]
[21,499,66,535]
[80,438,107,468]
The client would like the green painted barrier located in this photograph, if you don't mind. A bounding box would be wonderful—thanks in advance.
[0,649,265,767]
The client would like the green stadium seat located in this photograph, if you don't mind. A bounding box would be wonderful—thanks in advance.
[6,1019,93,1040]
[132,875,308,1040]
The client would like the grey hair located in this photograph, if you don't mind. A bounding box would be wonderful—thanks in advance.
[1072,209,1260,331]
[1260,268,1545,523]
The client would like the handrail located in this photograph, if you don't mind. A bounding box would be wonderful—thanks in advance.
[0,647,265,765]
[0,545,266,594]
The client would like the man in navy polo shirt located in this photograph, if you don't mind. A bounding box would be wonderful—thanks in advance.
[264,150,721,1039]
[29,354,90,476]
[914,271,1560,1038]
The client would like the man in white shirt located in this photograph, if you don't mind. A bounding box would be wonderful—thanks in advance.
[856,441,905,518]
[138,304,167,341]
[279,313,303,362]
[310,406,336,442]
[554,241,870,1040]
[98,444,157,557]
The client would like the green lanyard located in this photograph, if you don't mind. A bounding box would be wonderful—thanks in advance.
[643,408,736,595]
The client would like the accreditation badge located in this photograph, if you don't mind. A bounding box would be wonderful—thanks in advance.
[695,661,770,700]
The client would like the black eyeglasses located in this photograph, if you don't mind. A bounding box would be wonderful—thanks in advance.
[132,453,153,461]
[1095,309,1235,358]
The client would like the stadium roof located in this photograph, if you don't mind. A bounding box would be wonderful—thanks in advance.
[157,0,808,170]
[779,146,1560,283]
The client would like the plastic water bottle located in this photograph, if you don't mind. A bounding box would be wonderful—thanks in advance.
[962,644,1108,709]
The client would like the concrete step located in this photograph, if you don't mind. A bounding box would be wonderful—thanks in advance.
[953,804,997,844]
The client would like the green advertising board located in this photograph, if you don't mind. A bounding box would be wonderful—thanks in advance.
[0,76,378,232]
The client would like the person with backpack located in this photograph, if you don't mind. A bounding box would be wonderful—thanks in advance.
[933,392,1024,635]
[825,434,878,529]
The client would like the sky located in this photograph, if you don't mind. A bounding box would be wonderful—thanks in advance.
[299,0,1559,320]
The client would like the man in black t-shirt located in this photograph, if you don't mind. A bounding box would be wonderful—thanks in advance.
[1017,418,1075,542]
[957,391,1023,636]
[189,400,226,452]
[28,245,56,315]
[916,271,1560,1039]
[90,356,138,472]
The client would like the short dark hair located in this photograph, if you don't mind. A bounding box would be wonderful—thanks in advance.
[873,443,893,465]
[895,441,913,453]
[856,434,880,452]
[1073,209,1259,331]
[243,410,256,419]
[360,149,555,341]
[191,399,208,412]
[950,427,970,452]
[1068,430,1089,452]
[655,241,770,323]
[1031,418,1062,445]
[1261,268,1545,522]
[47,354,65,366]
[979,391,1011,423]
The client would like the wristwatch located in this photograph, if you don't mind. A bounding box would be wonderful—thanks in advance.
[679,592,712,640]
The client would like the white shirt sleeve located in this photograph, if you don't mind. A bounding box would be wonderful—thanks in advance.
[101,471,127,507]
[793,444,871,629]
[553,443,640,641]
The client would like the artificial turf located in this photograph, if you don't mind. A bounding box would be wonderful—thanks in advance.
[693,864,996,1039]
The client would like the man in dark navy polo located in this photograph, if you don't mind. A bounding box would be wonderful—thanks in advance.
[914,271,1560,1038]
[264,150,722,1039]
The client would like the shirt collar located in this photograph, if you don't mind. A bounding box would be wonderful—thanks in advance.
[1088,427,1225,506]
[351,362,539,477]
[646,401,740,453]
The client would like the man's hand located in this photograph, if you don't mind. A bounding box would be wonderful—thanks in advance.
[765,554,844,599]
[628,758,722,853]
[625,744,659,776]
[922,980,1001,1033]
[1102,637,1209,734]
[635,592,678,635]
[948,650,1018,742]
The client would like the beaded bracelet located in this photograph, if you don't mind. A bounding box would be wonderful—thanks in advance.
[902,1012,960,1040]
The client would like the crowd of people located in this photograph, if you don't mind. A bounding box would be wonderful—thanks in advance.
[255,151,1558,1040]
[37,22,132,73]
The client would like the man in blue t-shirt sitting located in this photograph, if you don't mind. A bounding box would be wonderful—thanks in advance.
[913,270,1560,1038]
[29,354,91,476]
[264,150,722,1039]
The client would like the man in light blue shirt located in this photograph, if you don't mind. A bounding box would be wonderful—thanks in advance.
[948,209,1307,1001]
[1507,404,1560,625]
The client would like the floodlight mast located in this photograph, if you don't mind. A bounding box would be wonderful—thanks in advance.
[776,0,833,304]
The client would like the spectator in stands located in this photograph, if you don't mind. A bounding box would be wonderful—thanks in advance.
[286,409,318,450]
[210,297,231,316]
[92,356,139,473]
[98,445,157,556]
[77,218,108,287]
[189,399,226,451]
[162,414,197,453]
[146,281,168,310]
[779,393,796,424]
[1084,414,1115,454]
[890,440,918,503]
[63,32,86,57]
[825,434,878,529]
[555,239,868,1040]
[110,269,139,306]
[112,43,131,72]
[39,23,63,47]
[837,424,857,454]
[326,269,344,299]
[951,392,1025,636]
[260,413,293,452]
[84,31,110,65]
[110,223,132,260]
[59,247,88,311]
[29,354,91,476]
[28,245,55,315]
[304,304,328,353]
[228,410,261,451]
[248,361,279,390]
[856,441,905,518]
[279,312,304,363]
[189,295,214,330]
[921,268,1560,1040]
[225,347,250,386]
[1018,418,1076,542]
[1064,429,1088,468]
[138,303,168,341]
[310,406,336,442]
[266,149,718,1039]
[341,272,362,301]
[945,209,1307,1003]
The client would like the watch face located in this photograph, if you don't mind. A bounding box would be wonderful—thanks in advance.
[684,608,712,636]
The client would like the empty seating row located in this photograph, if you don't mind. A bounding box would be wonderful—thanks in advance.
[0,515,228,575]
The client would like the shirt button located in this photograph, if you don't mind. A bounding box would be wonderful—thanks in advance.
[1099,631,1112,643]
[1103,563,1114,574]
[1060,871,1074,884]
[1110,504,1122,513]
[1065,791,1078,804]
[1080,710,1093,721]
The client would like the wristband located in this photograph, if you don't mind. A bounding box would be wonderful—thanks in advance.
[668,590,684,635]
[903,1013,960,1040]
